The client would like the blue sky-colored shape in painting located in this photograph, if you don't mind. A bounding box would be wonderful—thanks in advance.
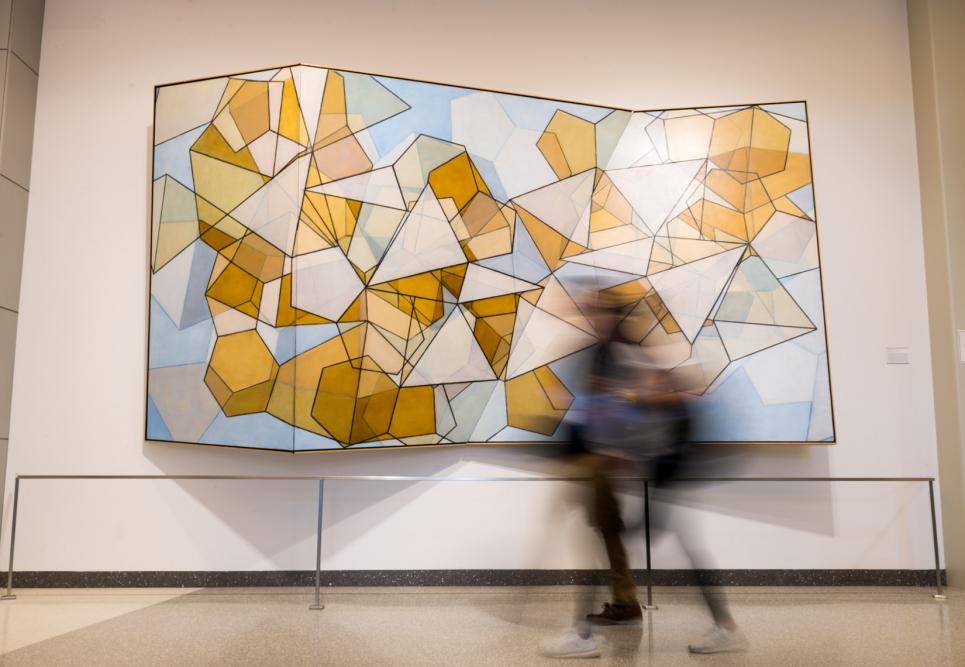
[153,125,205,190]
[549,346,595,395]
[180,241,218,329]
[495,93,612,130]
[149,297,214,369]
[490,425,560,443]
[787,184,815,219]
[807,352,834,441]
[368,76,474,157]
[470,155,508,203]
[201,412,294,451]
[760,102,807,122]
[294,429,342,451]
[258,322,295,365]
[511,217,552,280]
[347,438,405,449]
[146,396,173,440]
[694,366,811,441]
[781,270,826,334]
[261,322,341,365]
[295,323,341,355]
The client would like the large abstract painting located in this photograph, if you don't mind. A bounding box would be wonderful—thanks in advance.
[147,64,833,451]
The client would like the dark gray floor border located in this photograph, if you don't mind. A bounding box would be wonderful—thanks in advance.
[0,569,946,588]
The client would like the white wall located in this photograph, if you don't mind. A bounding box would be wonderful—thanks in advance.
[2,0,942,572]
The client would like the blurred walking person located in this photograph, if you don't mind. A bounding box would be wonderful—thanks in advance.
[540,295,652,659]
[540,288,747,658]
[634,365,748,654]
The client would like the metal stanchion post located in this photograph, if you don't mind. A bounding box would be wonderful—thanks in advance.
[2,477,20,600]
[643,480,656,610]
[310,479,325,610]
[928,480,946,600]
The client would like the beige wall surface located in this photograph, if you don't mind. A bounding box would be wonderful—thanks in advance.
[908,0,965,584]
[0,0,945,572]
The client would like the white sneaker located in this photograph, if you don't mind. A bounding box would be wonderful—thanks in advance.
[688,626,748,654]
[539,626,603,659]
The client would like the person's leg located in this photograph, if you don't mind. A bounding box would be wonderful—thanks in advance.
[652,486,746,653]
[693,570,735,629]
[589,457,638,607]
[660,490,735,629]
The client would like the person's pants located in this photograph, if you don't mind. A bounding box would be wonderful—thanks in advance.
[648,485,734,627]
[587,455,638,606]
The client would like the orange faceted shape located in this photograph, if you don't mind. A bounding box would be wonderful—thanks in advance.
[506,366,573,435]
[709,108,790,178]
[389,387,436,439]
[204,330,279,416]
[427,152,490,210]
[537,110,596,178]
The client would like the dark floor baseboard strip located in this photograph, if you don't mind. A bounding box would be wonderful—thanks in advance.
[0,569,945,588]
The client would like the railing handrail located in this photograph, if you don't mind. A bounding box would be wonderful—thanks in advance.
[10,474,937,482]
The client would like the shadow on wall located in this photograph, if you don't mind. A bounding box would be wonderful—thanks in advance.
[142,439,835,566]
[664,444,836,535]
[141,441,462,565]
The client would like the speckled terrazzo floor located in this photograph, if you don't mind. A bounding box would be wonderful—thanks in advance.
[0,586,960,665]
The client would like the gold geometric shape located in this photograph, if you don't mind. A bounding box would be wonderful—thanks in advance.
[205,330,279,416]
[389,386,436,439]
[440,264,468,299]
[517,208,569,271]
[427,152,490,211]
[228,81,270,146]
[268,336,348,436]
[230,233,286,282]
[505,366,572,435]
[761,152,812,200]
[311,360,404,444]
[315,70,351,148]
[537,110,596,179]
[454,194,515,261]
[199,214,247,252]
[473,312,516,377]
[704,169,774,213]
[689,199,749,242]
[311,360,363,443]
[709,108,791,178]
[206,262,263,319]
[278,77,309,146]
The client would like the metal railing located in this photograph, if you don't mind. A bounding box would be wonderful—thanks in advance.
[0,474,946,607]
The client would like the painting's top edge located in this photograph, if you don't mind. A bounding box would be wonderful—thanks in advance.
[153,62,807,118]
[145,438,836,455]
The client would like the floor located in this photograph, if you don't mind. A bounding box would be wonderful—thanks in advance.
[0,586,959,665]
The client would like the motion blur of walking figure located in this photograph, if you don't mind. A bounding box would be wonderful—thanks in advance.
[642,365,748,655]
[539,287,747,658]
